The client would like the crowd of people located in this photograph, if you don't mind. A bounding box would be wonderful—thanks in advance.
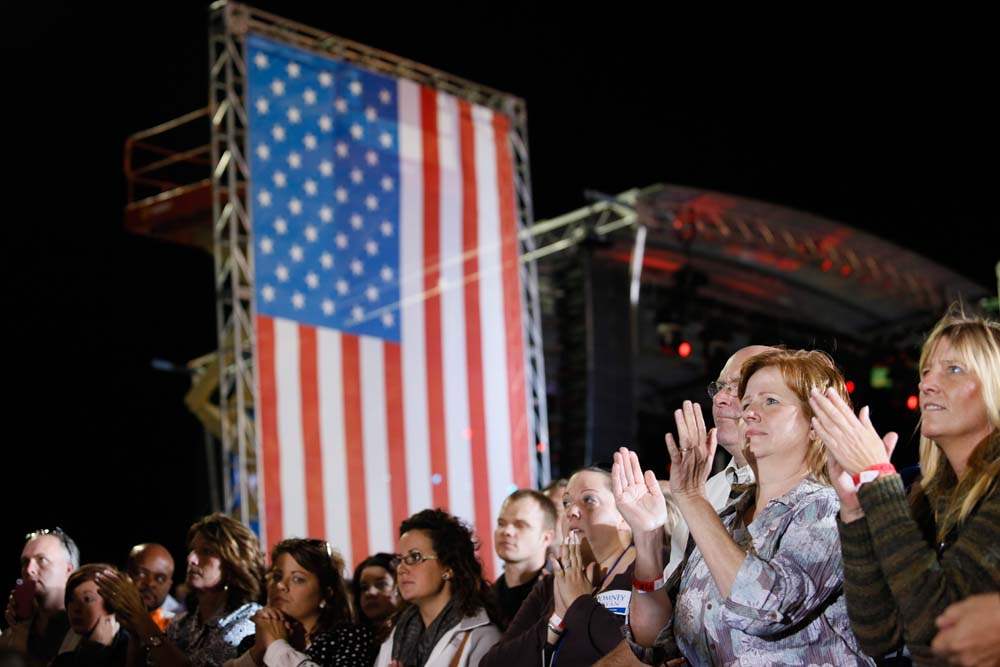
[1,306,997,667]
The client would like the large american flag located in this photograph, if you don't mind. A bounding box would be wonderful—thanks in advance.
[246,34,533,578]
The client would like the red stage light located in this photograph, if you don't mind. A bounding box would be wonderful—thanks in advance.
[846,380,856,394]
[840,264,853,277]
[820,258,833,272]
[678,341,693,358]
[906,395,919,411]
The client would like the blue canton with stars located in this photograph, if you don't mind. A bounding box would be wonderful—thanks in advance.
[247,34,401,342]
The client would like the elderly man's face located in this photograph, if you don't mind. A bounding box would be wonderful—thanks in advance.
[21,535,73,602]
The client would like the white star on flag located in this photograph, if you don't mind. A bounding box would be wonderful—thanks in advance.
[273,171,287,187]
[304,179,318,196]
[319,71,333,87]
[381,311,395,327]
[261,284,275,302]
[254,52,269,69]
[350,124,364,140]
[350,214,363,229]
[321,299,335,315]
[335,98,348,113]
[349,80,362,96]
[288,152,302,168]
[381,176,394,192]
[365,107,377,122]
[304,225,318,242]
[335,233,348,248]
[303,88,317,105]
[380,266,394,282]
[350,168,364,184]
[304,134,317,150]
[292,292,305,309]
[276,264,290,282]
[287,107,301,124]
[350,259,364,275]
[274,218,288,234]
[365,240,379,256]
[335,187,348,203]
[270,79,285,96]
[288,198,302,215]
[379,89,391,104]
[319,160,333,176]
[336,142,349,158]
[366,286,379,302]
[365,195,379,211]
[320,252,333,269]
[319,115,332,132]
[272,125,286,141]
[336,279,349,295]
[256,98,269,114]
[259,237,274,254]
[319,206,333,223]
[379,132,392,148]
[351,305,364,322]
[256,144,270,160]
[286,62,300,78]
[380,221,393,236]
[366,150,379,166]
[257,190,272,207]
[290,244,304,262]
[305,272,319,288]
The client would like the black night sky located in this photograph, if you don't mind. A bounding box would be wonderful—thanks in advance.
[4,4,996,578]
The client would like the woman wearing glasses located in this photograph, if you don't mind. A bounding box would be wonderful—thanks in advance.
[374,509,501,667]
[226,538,375,667]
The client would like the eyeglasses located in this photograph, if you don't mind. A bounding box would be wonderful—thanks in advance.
[707,378,739,399]
[390,550,439,569]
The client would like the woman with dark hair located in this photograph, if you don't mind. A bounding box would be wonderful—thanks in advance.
[96,513,265,666]
[51,564,128,667]
[352,553,400,644]
[226,538,375,667]
[375,509,501,667]
[481,467,636,666]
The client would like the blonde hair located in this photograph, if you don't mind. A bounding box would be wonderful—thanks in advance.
[738,348,851,485]
[916,306,1000,541]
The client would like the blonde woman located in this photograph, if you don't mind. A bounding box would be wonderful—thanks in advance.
[810,307,1000,659]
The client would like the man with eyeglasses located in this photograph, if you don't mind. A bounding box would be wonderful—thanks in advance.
[125,543,185,631]
[0,528,81,665]
[663,345,775,579]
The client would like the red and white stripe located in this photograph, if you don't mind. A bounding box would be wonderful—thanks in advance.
[254,80,532,579]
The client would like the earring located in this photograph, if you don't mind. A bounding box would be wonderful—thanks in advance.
[319,600,326,609]
[442,573,450,581]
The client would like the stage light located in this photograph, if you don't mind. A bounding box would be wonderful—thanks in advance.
[870,365,893,389]
[906,395,919,411]
[678,341,693,358]
[845,380,856,394]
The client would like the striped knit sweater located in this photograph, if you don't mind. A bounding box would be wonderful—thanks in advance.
[838,472,1000,658]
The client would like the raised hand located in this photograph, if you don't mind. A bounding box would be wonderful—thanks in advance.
[665,401,717,499]
[809,387,898,475]
[612,447,668,535]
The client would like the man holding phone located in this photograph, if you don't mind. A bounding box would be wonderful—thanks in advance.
[0,528,80,665]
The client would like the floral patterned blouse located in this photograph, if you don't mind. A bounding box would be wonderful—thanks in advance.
[166,601,261,666]
[629,478,874,666]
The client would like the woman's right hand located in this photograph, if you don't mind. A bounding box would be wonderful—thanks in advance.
[612,448,668,535]
[665,401,717,501]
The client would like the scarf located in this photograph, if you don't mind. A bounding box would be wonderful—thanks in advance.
[390,598,465,667]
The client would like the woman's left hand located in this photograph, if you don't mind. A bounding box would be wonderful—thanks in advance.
[90,614,120,646]
[809,387,898,475]
[252,607,289,647]
[551,534,597,616]
[94,570,146,635]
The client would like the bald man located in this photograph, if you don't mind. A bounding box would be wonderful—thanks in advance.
[664,345,775,578]
[126,544,185,630]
